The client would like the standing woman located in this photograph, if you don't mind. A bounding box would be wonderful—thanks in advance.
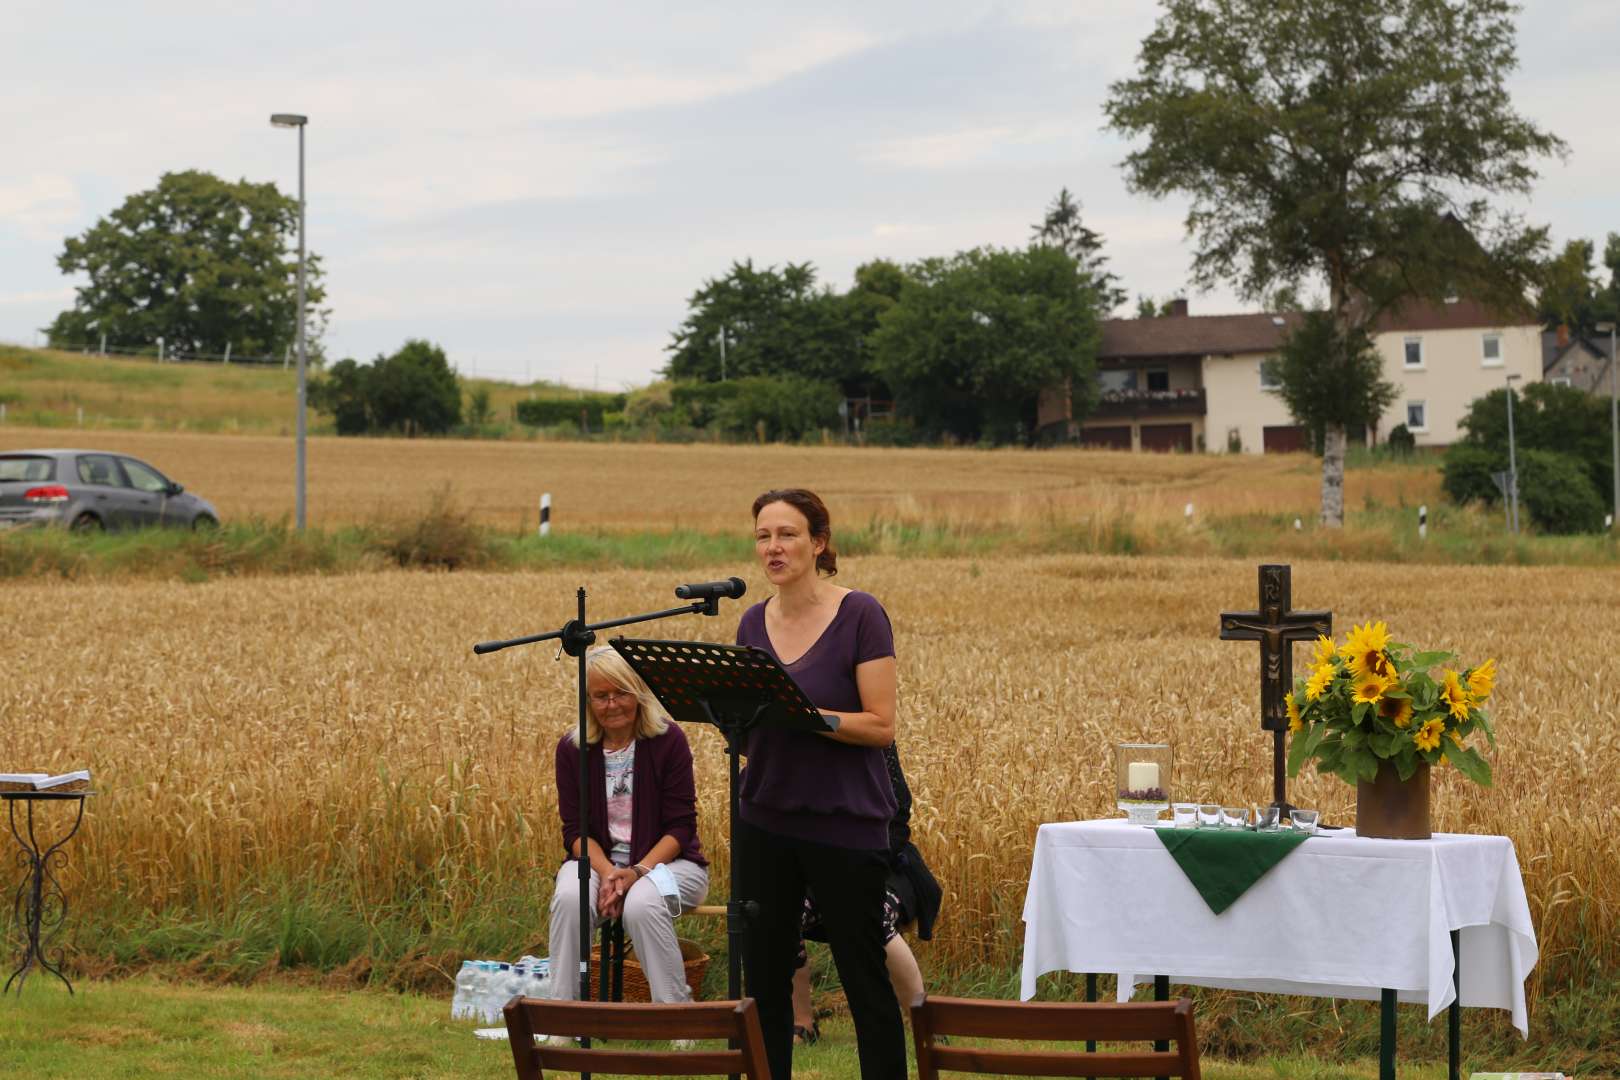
[736,488,904,1080]
[549,645,709,1003]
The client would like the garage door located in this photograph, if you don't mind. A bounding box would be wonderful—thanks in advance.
[1263,425,1309,453]
[1080,425,1132,450]
[1140,424,1193,453]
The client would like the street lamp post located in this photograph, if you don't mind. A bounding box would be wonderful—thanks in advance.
[1505,372,1522,534]
[1598,322,1619,531]
[270,112,309,531]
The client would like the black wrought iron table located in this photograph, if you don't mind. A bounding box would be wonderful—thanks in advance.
[3,790,91,995]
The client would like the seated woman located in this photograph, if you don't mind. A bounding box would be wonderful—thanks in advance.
[791,741,941,1044]
[549,645,709,1002]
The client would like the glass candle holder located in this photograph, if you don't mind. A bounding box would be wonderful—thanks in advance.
[1116,742,1172,826]
[1220,806,1250,829]
[1172,803,1198,829]
[1290,808,1320,835]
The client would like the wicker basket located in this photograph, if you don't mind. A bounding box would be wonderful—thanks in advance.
[588,937,709,1002]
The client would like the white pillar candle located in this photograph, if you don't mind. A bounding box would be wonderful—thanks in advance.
[1127,761,1160,792]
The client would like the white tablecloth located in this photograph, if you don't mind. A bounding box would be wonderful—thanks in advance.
[1020,819,1538,1036]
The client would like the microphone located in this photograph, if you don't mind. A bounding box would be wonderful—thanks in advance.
[675,577,747,602]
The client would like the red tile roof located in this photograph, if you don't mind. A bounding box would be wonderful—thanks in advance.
[1099,299,1530,360]
[1098,312,1303,360]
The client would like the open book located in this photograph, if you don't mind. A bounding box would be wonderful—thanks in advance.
[0,770,90,792]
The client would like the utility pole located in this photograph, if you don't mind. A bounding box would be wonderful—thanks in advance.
[271,112,310,531]
[1600,322,1619,531]
[1505,373,1522,534]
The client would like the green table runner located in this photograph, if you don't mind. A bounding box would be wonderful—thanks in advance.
[1154,828,1309,914]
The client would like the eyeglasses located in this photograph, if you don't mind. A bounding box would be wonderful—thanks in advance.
[589,689,636,707]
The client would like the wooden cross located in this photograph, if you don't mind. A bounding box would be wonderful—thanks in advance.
[1220,564,1331,811]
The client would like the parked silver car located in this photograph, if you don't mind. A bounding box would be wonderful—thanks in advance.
[0,449,220,531]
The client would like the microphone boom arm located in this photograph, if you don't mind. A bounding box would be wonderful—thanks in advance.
[473,599,722,656]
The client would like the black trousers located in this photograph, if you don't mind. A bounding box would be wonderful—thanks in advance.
[736,817,905,1080]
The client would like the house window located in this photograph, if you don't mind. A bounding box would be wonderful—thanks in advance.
[1406,401,1427,432]
[1146,369,1170,392]
[1259,358,1282,390]
[1550,376,1572,387]
[1404,337,1424,369]
[1481,334,1502,367]
[1098,369,1137,393]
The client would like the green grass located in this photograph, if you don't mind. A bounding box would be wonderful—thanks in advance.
[3,499,1615,583]
[1,975,1494,1079]
[0,344,581,437]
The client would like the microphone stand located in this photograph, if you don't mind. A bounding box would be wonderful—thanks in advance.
[474,587,730,1063]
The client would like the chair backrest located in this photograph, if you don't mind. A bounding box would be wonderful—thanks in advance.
[503,996,771,1080]
[911,995,1201,1080]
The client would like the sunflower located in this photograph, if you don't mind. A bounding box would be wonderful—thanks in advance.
[1414,717,1445,752]
[1305,663,1335,701]
[1379,694,1414,729]
[1312,634,1337,668]
[1340,620,1394,680]
[1466,658,1497,703]
[1285,692,1303,733]
[1351,673,1392,707]
[1441,669,1472,721]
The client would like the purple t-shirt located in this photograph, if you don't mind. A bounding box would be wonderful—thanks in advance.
[735,589,898,850]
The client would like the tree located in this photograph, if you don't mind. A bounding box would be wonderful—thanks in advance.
[1451,382,1614,501]
[663,261,870,393]
[1536,236,1620,337]
[1269,312,1398,454]
[868,246,1102,445]
[1030,188,1128,316]
[309,340,462,436]
[47,170,327,358]
[1105,0,1563,526]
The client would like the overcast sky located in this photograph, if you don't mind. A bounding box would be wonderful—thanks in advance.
[4,1,1616,388]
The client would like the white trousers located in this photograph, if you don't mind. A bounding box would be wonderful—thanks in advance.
[547,858,710,1003]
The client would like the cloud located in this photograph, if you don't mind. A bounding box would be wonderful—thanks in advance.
[0,286,74,307]
[0,176,83,243]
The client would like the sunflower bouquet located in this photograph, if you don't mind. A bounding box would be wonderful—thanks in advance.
[1285,620,1496,788]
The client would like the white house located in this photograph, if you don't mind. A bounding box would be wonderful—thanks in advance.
[1041,299,1542,452]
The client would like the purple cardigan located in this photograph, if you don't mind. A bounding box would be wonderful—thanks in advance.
[735,589,898,850]
[554,722,707,868]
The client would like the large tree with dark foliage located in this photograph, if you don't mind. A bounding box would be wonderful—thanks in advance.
[47,170,326,358]
[663,261,863,393]
[868,245,1101,445]
[1106,0,1562,526]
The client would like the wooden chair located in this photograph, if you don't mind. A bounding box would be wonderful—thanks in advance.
[910,995,1201,1080]
[503,996,772,1080]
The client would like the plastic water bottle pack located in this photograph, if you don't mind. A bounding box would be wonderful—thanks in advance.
[452,957,551,1024]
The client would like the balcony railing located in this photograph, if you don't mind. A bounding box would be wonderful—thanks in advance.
[1090,387,1207,417]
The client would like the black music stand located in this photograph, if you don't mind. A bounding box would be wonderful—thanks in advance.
[610,637,835,1000]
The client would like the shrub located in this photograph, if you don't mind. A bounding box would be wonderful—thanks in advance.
[862,417,920,447]
[1518,449,1607,534]
[514,394,627,432]
[1386,423,1416,456]
[1442,444,1505,506]
[377,489,492,569]
[711,375,842,442]
[668,381,739,429]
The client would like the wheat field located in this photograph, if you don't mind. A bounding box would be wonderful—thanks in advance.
[0,425,1441,532]
[3,553,1614,1019]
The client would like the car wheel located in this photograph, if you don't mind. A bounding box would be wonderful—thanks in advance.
[70,512,104,533]
[192,514,219,531]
